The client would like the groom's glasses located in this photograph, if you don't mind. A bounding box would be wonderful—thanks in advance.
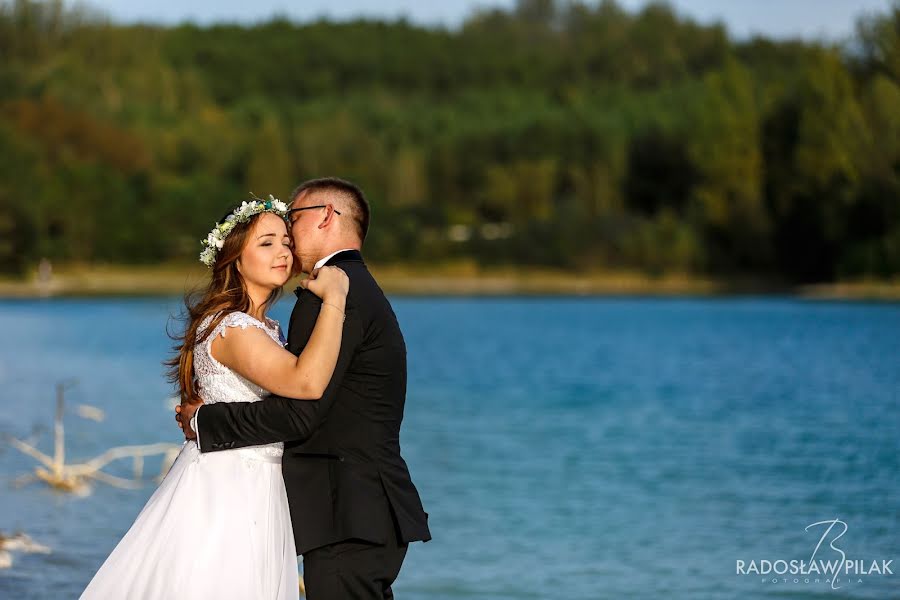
[287,205,342,222]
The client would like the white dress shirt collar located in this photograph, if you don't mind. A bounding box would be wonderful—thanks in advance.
[314,248,357,270]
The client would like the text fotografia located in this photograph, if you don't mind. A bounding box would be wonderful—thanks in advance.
[735,519,894,590]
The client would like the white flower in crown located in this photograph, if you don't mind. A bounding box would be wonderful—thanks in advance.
[199,246,217,267]
[199,193,290,267]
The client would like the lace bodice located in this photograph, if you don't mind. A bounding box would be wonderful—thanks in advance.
[194,311,285,459]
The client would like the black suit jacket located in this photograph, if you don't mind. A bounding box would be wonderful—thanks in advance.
[196,250,431,554]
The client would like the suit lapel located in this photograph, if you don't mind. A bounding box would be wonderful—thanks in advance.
[287,289,320,354]
[286,249,363,353]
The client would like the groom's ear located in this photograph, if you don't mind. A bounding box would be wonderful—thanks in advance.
[317,204,340,229]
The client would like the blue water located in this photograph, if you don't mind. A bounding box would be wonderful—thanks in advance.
[0,296,898,599]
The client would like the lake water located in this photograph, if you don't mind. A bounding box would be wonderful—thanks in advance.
[0,296,898,599]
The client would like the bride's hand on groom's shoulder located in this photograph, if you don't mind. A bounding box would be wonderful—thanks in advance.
[299,266,349,304]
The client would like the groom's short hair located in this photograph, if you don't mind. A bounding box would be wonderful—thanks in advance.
[290,177,370,242]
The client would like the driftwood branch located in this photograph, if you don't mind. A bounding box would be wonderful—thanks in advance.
[74,443,183,474]
[0,532,51,570]
[8,384,180,494]
[10,474,38,488]
[54,384,66,470]
[6,437,54,469]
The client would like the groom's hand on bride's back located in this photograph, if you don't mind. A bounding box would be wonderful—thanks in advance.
[175,400,203,440]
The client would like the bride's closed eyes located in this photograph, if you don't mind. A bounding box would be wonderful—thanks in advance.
[258,234,291,247]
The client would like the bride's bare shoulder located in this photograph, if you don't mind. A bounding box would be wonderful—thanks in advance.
[208,312,279,353]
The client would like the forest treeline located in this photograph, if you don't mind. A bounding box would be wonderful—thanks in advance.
[0,0,898,282]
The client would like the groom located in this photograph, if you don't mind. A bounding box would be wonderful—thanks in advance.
[178,177,431,599]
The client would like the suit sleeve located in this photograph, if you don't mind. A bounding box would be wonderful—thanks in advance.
[195,305,363,452]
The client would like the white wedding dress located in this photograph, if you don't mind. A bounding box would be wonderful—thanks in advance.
[82,312,299,600]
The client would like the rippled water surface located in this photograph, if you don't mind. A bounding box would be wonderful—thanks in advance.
[1,296,898,599]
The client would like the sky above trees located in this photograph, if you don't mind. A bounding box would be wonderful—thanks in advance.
[86,0,890,41]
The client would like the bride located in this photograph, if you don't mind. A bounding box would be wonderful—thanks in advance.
[81,197,349,599]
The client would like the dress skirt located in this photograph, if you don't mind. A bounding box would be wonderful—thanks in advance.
[81,441,298,600]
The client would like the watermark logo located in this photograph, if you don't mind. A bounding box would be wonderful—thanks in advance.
[736,518,893,590]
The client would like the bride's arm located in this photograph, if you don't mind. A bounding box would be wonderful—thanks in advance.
[210,298,345,399]
[189,304,362,450]
[210,266,349,399]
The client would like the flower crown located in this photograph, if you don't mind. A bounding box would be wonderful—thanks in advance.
[199,194,289,267]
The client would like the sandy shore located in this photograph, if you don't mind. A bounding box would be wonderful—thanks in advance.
[1,264,898,301]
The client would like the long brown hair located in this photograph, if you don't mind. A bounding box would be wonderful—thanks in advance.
[165,209,285,406]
